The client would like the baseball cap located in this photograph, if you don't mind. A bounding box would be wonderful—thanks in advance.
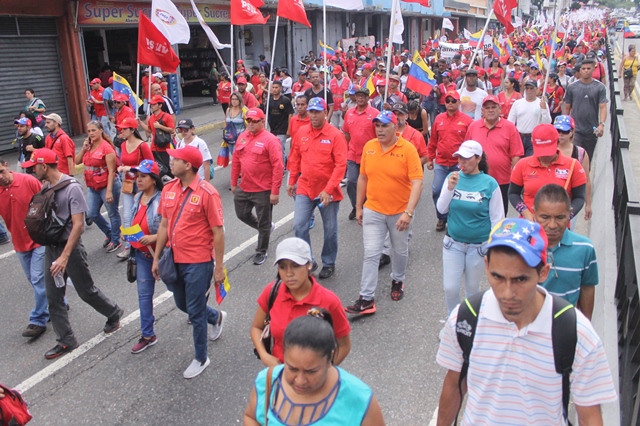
[391,102,408,114]
[167,145,203,169]
[115,117,138,130]
[442,71,450,78]
[177,118,194,129]
[153,72,163,79]
[453,140,483,158]
[530,63,540,69]
[362,63,373,70]
[14,117,32,127]
[514,61,522,65]
[553,115,575,132]
[273,237,313,266]
[531,124,559,157]
[524,79,538,88]
[486,218,548,267]
[113,93,129,102]
[476,69,486,77]
[347,85,360,95]
[150,95,164,105]
[307,97,327,111]
[482,95,500,106]
[376,79,387,87]
[20,148,58,168]
[144,67,151,73]
[332,65,343,75]
[108,77,113,84]
[445,90,460,101]
[90,78,101,85]
[131,159,160,176]
[236,77,247,84]
[246,108,266,120]
[355,86,370,96]
[465,68,478,76]
[400,52,408,57]
[389,74,401,82]
[43,113,62,125]
[372,110,397,125]
[298,70,307,76]
[237,59,244,64]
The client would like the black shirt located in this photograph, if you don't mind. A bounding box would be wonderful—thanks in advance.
[267,95,294,135]
[20,132,45,160]
[304,86,334,106]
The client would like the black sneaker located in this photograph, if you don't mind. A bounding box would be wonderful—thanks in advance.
[345,297,376,315]
[319,265,335,279]
[45,343,78,360]
[391,280,405,301]
[253,252,267,265]
[378,254,391,269]
[22,324,46,339]
[106,242,122,253]
[102,237,110,248]
[310,260,319,273]
[104,307,124,333]
[348,209,356,220]
[0,235,10,245]
[85,217,93,226]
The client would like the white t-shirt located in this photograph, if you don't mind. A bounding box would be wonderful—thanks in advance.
[507,97,552,133]
[174,135,212,179]
[458,87,488,120]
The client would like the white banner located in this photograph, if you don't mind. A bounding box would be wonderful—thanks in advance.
[439,41,493,58]
[151,0,191,45]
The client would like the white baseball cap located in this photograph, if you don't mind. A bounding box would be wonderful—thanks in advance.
[454,140,483,158]
[273,238,313,266]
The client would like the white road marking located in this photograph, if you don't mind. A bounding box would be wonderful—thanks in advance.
[428,406,439,426]
[0,250,16,260]
[14,211,294,394]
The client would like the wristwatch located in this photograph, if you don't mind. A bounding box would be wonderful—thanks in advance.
[598,122,605,126]
[404,210,414,218]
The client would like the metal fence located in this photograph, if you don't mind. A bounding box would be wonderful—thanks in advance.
[607,36,640,426]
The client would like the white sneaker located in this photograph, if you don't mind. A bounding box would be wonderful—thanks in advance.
[209,311,227,341]
[183,357,210,379]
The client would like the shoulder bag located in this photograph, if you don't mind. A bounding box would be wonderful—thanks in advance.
[154,113,173,148]
[157,188,193,287]
[126,248,137,283]
[254,278,282,359]
[625,57,636,79]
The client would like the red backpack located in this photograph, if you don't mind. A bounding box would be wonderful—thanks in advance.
[0,385,32,426]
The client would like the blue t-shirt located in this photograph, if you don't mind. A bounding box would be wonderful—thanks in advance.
[446,172,499,243]
[102,87,115,116]
[541,229,598,305]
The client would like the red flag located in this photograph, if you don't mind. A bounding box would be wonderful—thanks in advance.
[492,0,516,34]
[401,0,431,7]
[137,14,180,72]
[277,0,311,27]
[231,0,269,26]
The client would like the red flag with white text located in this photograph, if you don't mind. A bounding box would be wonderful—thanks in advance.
[231,0,269,25]
[137,14,180,72]
[492,0,516,34]
[277,0,311,27]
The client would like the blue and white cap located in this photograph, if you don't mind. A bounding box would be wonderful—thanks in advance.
[486,219,548,267]
[307,97,327,111]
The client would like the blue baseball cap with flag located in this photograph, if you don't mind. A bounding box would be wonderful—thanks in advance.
[372,110,398,125]
[485,218,548,267]
[553,115,575,132]
[307,97,327,111]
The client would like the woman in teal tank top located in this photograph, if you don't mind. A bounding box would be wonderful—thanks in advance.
[244,311,385,426]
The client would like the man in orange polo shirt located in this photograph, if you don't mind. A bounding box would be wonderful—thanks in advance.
[345,111,423,314]
[152,146,227,379]
[287,97,347,279]
[509,124,587,220]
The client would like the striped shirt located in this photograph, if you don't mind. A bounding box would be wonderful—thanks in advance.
[542,230,598,305]
[437,287,617,425]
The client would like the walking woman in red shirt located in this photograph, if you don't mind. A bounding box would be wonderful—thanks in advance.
[498,77,522,118]
[217,73,232,114]
[76,120,122,253]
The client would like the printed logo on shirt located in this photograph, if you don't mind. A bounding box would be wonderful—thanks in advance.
[366,150,376,155]
[456,319,473,337]
[166,192,176,200]
[240,138,247,145]
[452,189,484,203]
[301,137,309,142]
[255,142,265,148]
[189,195,201,205]
[555,169,569,179]
[390,152,404,158]
[320,139,331,144]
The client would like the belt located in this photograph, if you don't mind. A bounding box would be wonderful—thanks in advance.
[519,133,532,137]
[445,232,484,245]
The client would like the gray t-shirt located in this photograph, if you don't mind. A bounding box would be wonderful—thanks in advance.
[45,175,88,240]
[564,79,608,134]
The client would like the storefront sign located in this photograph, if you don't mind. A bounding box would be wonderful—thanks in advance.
[78,1,230,25]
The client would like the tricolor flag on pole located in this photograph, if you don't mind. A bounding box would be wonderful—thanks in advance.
[406,50,437,96]
[151,0,191,44]
[112,73,142,108]
[214,268,232,304]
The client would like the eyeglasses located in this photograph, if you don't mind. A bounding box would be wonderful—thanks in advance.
[247,119,263,124]
[445,99,458,104]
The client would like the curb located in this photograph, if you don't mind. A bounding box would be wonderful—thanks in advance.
[195,120,226,135]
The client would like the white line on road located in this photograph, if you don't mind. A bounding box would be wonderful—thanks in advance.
[0,250,16,260]
[14,211,295,394]
[428,406,439,426]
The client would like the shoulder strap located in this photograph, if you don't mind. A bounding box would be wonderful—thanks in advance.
[171,188,193,232]
[454,290,486,425]
[264,366,274,426]
[564,159,577,190]
[551,295,577,425]
[48,178,74,193]
[265,278,282,320]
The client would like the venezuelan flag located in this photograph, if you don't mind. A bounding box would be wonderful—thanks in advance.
[468,30,483,48]
[625,21,634,38]
[121,224,145,248]
[319,40,335,57]
[215,268,231,304]
[112,72,142,108]
[535,49,544,70]
[493,39,501,58]
[505,39,513,56]
[364,75,376,96]
[406,50,437,96]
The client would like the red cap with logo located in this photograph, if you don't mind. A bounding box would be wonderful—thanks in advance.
[150,95,164,105]
[332,65,343,75]
[362,63,373,70]
[482,95,500,106]
[167,145,203,170]
[20,148,58,168]
[90,78,101,85]
[531,124,559,157]
[113,93,129,102]
[246,108,265,120]
[116,117,139,130]
[236,77,248,84]
[445,90,460,101]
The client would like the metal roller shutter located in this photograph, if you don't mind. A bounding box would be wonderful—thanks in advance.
[0,17,70,152]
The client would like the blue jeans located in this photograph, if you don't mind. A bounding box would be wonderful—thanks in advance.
[442,235,486,313]
[87,177,122,244]
[121,190,137,249]
[276,134,287,167]
[16,246,49,326]
[433,164,459,221]
[293,195,339,266]
[346,160,360,209]
[0,221,7,240]
[136,251,156,338]
[169,261,219,363]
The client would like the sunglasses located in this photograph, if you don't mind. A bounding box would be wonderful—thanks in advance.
[247,119,263,124]
[178,128,191,132]
[557,129,571,135]
[445,98,458,104]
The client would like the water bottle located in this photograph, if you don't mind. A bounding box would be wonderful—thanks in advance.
[52,262,66,288]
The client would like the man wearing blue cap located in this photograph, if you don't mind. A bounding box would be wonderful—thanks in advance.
[436,218,616,425]
[287,97,347,279]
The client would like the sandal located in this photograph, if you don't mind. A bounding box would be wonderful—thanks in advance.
[391,280,404,301]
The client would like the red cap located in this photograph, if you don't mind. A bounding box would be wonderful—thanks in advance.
[237,59,244,64]
[246,108,265,120]
[362,63,373,70]
[90,78,101,85]
[20,148,58,168]
[332,65,343,74]
[113,93,129,102]
[236,77,247,84]
[150,95,164,105]
[108,77,113,84]
[167,145,203,170]
[445,90,460,100]
[476,68,486,77]
[376,79,387,87]
[116,117,138,130]
[482,95,500,106]
[532,124,559,157]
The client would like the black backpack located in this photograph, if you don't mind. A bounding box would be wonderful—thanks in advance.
[456,290,577,425]
[25,179,75,246]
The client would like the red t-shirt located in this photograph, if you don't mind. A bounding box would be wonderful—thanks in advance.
[342,105,378,163]
[498,91,523,119]
[45,130,76,175]
[120,141,153,167]
[91,87,106,117]
[251,74,261,89]
[218,81,232,104]
[487,67,505,89]
[510,151,587,211]
[257,277,350,362]
[132,202,154,253]
[289,115,310,139]
[148,112,175,152]
[0,172,41,252]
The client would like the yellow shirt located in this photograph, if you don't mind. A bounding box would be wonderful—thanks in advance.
[623,54,639,77]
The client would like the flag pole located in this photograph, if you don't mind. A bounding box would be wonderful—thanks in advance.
[384,0,398,104]
[468,10,493,71]
[147,67,152,118]
[323,0,328,105]
[539,0,560,124]
[230,24,235,92]
[135,63,140,119]
[265,16,280,129]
